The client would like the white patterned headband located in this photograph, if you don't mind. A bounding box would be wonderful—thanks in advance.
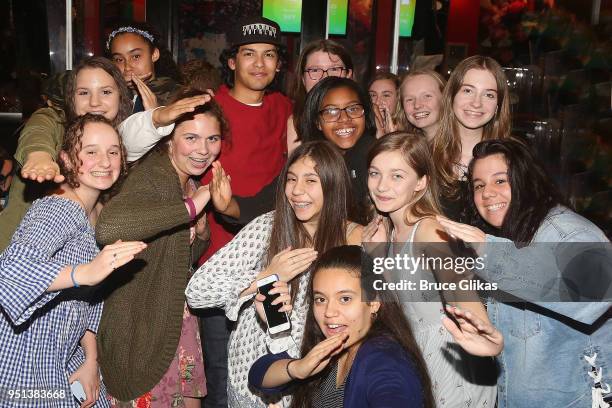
[106,26,155,50]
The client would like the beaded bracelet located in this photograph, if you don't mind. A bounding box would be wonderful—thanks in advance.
[70,264,80,288]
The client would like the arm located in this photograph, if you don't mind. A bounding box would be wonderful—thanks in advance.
[120,94,212,162]
[0,200,80,325]
[416,218,491,324]
[185,213,274,320]
[16,107,66,183]
[437,216,612,325]
[119,109,174,162]
[68,331,100,407]
[221,176,278,226]
[483,232,611,324]
[248,351,293,394]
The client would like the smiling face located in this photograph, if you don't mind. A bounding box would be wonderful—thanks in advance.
[452,68,498,132]
[472,153,511,228]
[73,68,120,121]
[367,150,427,217]
[73,122,122,193]
[303,50,351,93]
[285,156,324,231]
[229,43,280,93]
[401,74,442,137]
[313,267,380,349]
[110,32,159,85]
[168,113,222,180]
[318,86,366,150]
[369,79,398,111]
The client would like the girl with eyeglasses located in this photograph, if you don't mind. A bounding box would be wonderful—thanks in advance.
[300,76,377,224]
[288,40,354,153]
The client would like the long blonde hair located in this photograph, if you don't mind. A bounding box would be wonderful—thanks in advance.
[431,56,511,197]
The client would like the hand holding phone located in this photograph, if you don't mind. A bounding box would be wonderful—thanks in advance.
[70,380,86,404]
[257,274,291,334]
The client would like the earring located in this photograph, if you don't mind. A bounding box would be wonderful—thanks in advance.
[371,312,378,320]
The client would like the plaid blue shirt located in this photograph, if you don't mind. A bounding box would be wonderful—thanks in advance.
[0,196,108,407]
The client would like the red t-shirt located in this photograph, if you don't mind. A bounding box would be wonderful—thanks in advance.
[198,85,292,264]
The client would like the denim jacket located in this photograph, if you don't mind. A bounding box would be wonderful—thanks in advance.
[481,206,611,408]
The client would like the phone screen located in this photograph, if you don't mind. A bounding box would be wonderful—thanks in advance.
[259,282,290,328]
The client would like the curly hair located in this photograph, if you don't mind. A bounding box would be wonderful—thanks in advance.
[59,113,128,189]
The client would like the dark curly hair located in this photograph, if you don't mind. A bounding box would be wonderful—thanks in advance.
[59,113,128,189]
[219,44,287,92]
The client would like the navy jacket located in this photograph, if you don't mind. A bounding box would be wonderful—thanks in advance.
[249,336,425,407]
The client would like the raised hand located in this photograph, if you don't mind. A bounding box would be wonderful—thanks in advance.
[132,74,158,110]
[76,240,147,286]
[436,216,486,254]
[152,94,212,128]
[265,247,318,283]
[442,304,504,356]
[289,333,348,380]
[209,161,232,212]
[362,215,388,243]
[21,151,64,183]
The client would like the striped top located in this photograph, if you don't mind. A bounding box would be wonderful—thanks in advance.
[0,196,107,407]
[312,363,345,408]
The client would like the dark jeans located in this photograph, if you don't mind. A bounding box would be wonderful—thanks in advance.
[199,308,234,408]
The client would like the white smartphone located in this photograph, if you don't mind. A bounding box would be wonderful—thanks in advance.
[70,380,86,404]
[257,274,291,334]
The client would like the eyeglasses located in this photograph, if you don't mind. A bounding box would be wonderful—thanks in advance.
[304,67,349,81]
[319,104,365,123]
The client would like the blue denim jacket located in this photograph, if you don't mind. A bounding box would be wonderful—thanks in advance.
[481,206,611,408]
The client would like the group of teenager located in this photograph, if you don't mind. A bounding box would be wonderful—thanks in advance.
[0,13,609,408]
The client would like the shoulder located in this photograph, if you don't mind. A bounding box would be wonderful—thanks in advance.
[236,211,275,239]
[127,151,173,182]
[23,107,65,129]
[414,216,446,243]
[352,337,423,389]
[537,206,608,242]
[17,195,86,236]
[265,91,293,111]
[347,222,364,245]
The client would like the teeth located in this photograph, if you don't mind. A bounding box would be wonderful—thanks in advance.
[91,171,111,176]
[293,202,311,208]
[335,128,355,137]
[413,112,430,119]
[190,157,208,163]
[328,324,341,329]
[486,203,506,211]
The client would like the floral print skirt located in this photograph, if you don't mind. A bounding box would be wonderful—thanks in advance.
[108,303,206,408]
